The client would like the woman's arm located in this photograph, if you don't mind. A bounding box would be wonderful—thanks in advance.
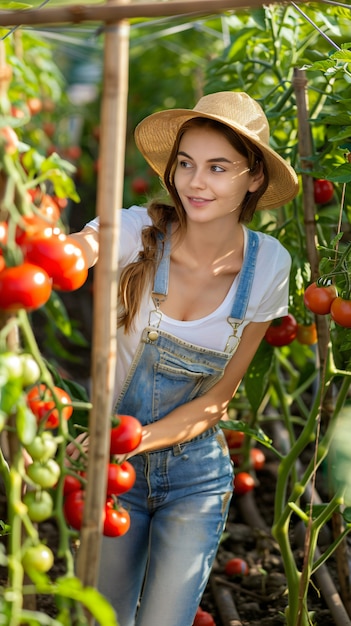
[129,319,271,457]
[70,226,99,267]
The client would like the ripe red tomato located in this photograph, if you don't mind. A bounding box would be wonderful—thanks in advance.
[23,233,87,290]
[234,471,255,495]
[303,282,337,315]
[224,557,249,576]
[110,414,142,455]
[38,194,61,223]
[63,473,84,496]
[330,297,351,328]
[0,126,19,154]
[0,263,52,312]
[103,503,130,537]
[15,214,59,245]
[27,384,73,429]
[313,179,334,205]
[250,447,266,470]
[193,607,216,626]
[52,256,88,291]
[64,489,85,530]
[296,323,317,345]
[223,429,245,450]
[106,461,136,495]
[264,314,298,347]
[131,177,150,195]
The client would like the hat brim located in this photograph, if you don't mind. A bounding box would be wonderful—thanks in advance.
[135,108,299,211]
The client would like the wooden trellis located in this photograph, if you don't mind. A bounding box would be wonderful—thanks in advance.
[0,2,315,624]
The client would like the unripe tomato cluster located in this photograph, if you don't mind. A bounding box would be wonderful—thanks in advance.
[63,414,142,538]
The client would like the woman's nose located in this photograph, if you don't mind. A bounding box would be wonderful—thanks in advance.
[189,168,206,188]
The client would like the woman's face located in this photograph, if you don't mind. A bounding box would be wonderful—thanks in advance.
[173,125,263,226]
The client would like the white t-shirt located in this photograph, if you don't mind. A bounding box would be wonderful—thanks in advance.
[86,206,291,403]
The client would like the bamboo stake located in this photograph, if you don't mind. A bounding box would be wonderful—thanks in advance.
[75,0,130,602]
[0,0,312,27]
[292,68,329,373]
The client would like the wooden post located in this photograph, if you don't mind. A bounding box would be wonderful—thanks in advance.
[76,0,130,602]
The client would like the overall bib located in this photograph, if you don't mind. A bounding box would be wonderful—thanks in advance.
[98,228,259,626]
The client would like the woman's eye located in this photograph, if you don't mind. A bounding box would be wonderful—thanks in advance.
[211,165,225,173]
[179,160,192,168]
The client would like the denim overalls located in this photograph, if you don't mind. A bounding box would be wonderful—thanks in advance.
[98,228,259,626]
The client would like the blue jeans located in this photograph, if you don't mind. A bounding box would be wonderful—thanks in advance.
[98,427,233,626]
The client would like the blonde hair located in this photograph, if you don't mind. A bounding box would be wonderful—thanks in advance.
[118,117,268,332]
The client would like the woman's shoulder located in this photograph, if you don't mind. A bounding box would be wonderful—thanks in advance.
[248,227,291,264]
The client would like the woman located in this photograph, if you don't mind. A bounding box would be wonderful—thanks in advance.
[70,91,299,626]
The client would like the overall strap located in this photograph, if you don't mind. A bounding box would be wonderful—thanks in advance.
[229,228,259,321]
[152,224,172,300]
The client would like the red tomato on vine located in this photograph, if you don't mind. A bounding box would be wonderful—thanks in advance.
[0,263,52,312]
[303,282,337,315]
[27,384,73,429]
[234,471,255,495]
[63,489,85,530]
[110,414,143,455]
[313,179,334,205]
[103,502,130,537]
[264,314,297,347]
[106,461,136,496]
[330,297,351,328]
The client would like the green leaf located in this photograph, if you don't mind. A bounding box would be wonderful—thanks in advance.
[244,340,274,412]
[219,419,275,449]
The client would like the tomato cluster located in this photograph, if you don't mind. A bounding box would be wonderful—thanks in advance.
[223,429,263,496]
[63,414,142,537]
[192,606,216,626]
[304,281,351,328]
[0,154,88,313]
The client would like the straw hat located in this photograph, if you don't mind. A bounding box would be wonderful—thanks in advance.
[134,91,299,210]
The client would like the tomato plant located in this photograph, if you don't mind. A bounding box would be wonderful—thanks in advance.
[63,489,85,530]
[103,503,130,537]
[27,384,73,429]
[23,490,53,523]
[0,263,52,312]
[264,314,298,347]
[106,461,136,496]
[110,414,142,455]
[313,178,334,204]
[22,544,54,575]
[224,557,249,576]
[303,282,337,315]
[296,323,317,345]
[330,297,351,328]
[234,471,255,495]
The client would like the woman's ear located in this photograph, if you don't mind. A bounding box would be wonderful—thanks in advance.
[248,162,265,193]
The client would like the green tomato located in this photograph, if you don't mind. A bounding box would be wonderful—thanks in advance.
[0,352,23,381]
[20,353,40,387]
[16,402,37,446]
[25,432,58,462]
[26,459,60,488]
[23,490,53,523]
[22,543,54,574]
